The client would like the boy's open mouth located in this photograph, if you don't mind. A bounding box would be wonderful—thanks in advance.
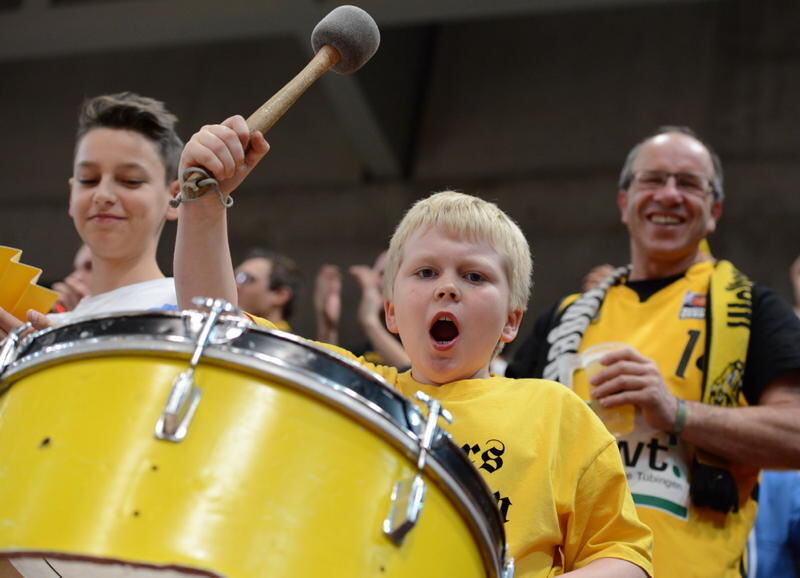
[430,314,459,344]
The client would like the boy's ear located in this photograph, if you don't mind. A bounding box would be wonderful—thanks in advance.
[271,286,292,308]
[67,177,75,217]
[499,308,524,344]
[384,300,400,334]
[166,180,180,221]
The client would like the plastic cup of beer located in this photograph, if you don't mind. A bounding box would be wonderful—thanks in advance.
[580,342,635,437]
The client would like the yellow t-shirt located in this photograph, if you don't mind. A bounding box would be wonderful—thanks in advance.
[249,315,653,577]
[570,260,757,578]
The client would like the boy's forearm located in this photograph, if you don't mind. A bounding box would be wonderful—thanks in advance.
[174,197,237,310]
[174,116,270,311]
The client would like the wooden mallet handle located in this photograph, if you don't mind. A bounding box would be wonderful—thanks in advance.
[178,44,341,202]
[246,44,340,134]
[179,4,380,203]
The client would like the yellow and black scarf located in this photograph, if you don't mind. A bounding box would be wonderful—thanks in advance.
[691,260,752,513]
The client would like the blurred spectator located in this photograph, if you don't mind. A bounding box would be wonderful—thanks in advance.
[51,244,93,313]
[235,248,300,332]
[751,470,800,578]
[581,263,615,292]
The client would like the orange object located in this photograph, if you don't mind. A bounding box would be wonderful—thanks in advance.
[0,246,58,321]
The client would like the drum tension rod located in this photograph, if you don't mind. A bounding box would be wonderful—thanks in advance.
[155,298,236,442]
[383,391,453,546]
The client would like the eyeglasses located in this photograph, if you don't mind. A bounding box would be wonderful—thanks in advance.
[631,170,713,198]
[235,271,256,286]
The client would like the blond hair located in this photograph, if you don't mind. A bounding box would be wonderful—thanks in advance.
[384,190,532,312]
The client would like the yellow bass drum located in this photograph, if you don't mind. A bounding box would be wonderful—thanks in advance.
[0,308,512,578]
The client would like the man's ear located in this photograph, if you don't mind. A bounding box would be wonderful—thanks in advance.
[617,189,629,225]
[384,300,399,334]
[706,200,723,234]
[166,180,180,221]
[500,309,524,344]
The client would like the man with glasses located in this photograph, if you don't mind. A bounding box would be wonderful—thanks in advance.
[507,126,800,577]
[234,248,300,332]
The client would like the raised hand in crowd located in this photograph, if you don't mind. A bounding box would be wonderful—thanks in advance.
[314,264,342,344]
[51,244,92,313]
[349,255,410,369]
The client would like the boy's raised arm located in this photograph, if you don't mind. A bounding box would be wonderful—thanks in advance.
[174,115,269,310]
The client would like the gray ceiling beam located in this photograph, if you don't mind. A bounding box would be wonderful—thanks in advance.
[351,0,721,25]
[0,0,291,62]
[21,0,48,12]
[0,0,721,62]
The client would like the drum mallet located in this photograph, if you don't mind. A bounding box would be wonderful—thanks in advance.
[174,4,380,206]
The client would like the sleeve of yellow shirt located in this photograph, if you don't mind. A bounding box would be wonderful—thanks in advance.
[245,312,277,329]
[566,440,654,576]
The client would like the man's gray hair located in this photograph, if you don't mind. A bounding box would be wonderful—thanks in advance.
[617,125,724,202]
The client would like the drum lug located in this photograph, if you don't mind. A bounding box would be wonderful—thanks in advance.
[383,391,453,545]
[155,370,202,442]
[154,298,236,442]
[383,474,426,545]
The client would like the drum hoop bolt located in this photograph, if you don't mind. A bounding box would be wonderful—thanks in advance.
[382,391,454,546]
[154,298,236,442]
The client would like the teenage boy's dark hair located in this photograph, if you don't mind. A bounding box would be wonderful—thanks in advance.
[76,92,183,182]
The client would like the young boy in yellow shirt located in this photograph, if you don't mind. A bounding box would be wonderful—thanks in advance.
[174,116,654,577]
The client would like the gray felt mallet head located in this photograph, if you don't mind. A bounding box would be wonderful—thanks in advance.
[179,6,380,205]
[245,4,380,134]
[311,5,381,74]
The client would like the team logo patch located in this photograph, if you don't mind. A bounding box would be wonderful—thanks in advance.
[679,291,706,319]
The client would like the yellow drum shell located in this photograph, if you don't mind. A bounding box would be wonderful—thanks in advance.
[0,349,492,577]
